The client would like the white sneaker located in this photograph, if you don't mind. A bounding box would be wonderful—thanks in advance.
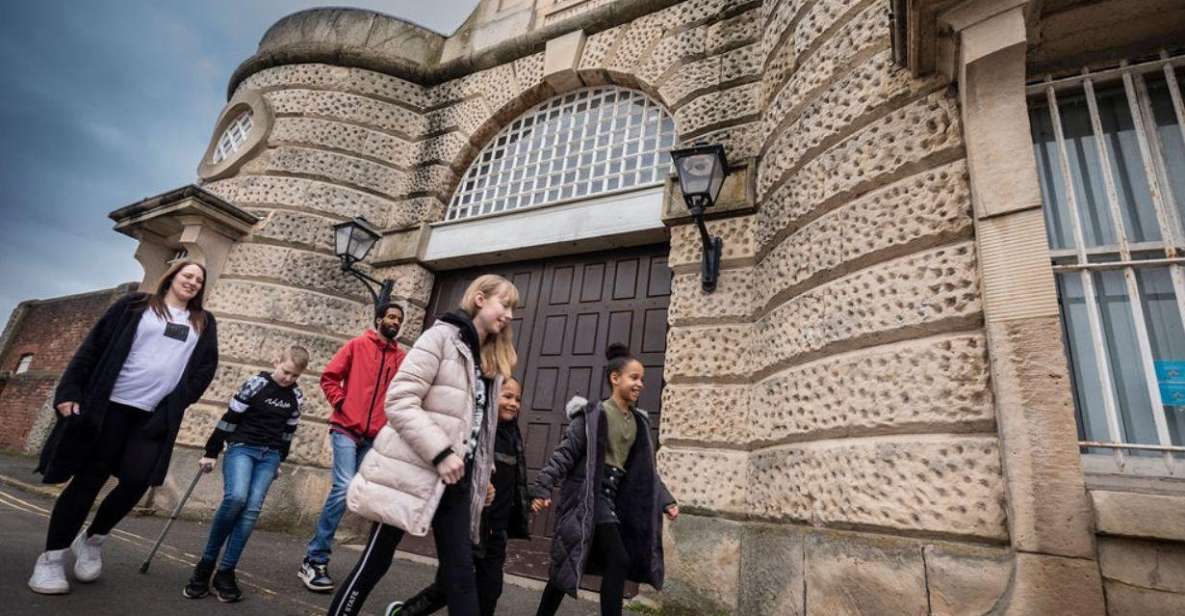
[71,532,105,582]
[28,550,70,594]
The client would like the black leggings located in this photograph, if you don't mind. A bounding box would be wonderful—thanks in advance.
[45,403,164,551]
[536,523,630,616]
[327,480,479,616]
[400,527,509,616]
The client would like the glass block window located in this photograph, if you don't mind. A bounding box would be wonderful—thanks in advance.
[1029,52,1185,472]
[447,86,677,221]
[212,110,254,164]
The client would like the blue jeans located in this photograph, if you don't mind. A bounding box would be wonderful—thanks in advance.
[202,444,282,570]
[305,431,372,564]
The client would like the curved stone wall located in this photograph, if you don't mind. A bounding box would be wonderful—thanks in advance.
[657,0,1015,613]
[161,1,1024,612]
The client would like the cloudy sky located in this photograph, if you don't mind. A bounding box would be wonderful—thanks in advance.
[0,1,477,324]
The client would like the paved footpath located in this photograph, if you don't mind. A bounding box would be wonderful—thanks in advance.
[0,453,615,616]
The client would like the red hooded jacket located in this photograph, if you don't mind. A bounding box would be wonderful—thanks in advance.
[321,329,406,441]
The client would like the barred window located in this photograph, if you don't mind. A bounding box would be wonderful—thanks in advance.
[446,86,677,222]
[212,110,254,164]
[1030,52,1185,473]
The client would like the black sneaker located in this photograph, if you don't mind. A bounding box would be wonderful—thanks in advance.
[298,558,333,593]
[182,559,215,599]
[212,568,242,603]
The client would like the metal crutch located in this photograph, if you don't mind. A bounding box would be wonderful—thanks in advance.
[139,467,204,573]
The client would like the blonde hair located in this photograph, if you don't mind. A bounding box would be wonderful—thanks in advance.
[281,345,310,371]
[460,274,519,378]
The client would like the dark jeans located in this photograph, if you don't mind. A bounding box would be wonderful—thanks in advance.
[200,443,282,570]
[45,402,164,551]
[327,479,479,616]
[536,523,630,616]
[400,528,509,616]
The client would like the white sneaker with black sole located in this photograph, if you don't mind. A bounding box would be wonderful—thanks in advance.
[71,532,105,583]
[298,558,333,592]
[28,550,70,595]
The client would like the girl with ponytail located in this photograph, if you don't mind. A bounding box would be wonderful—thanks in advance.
[327,274,518,616]
[529,343,678,616]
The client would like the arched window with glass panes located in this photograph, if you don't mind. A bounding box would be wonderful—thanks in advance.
[447,86,678,221]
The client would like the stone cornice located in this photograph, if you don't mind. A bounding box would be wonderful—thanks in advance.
[227,0,686,97]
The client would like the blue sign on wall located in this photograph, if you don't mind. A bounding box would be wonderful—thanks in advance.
[1156,360,1185,406]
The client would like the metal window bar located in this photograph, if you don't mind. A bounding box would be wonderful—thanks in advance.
[1032,51,1185,474]
[1043,83,1129,468]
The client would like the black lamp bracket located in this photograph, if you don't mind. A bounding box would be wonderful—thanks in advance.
[339,255,394,311]
[690,205,722,293]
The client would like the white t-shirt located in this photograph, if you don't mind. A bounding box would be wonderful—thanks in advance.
[109,304,200,412]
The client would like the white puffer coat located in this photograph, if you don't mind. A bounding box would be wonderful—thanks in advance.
[346,320,500,541]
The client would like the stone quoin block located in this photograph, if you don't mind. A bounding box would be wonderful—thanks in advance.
[656,446,748,515]
[263,89,429,138]
[268,117,417,169]
[804,530,928,616]
[764,2,892,132]
[761,50,946,185]
[664,322,752,381]
[749,333,994,445]
[214,316,346,373]
[737,522,806,616]
[203,175,392,224]
[660,383,751,444]
[239,63,430,109]
[204,278,371,338]
[663,514,743,614]
[750,242,982,376]
[754,160,974,310]
[748,435,1007,540]
[757,92,964,249]
[244,208,337,252]
[668,266,756,325]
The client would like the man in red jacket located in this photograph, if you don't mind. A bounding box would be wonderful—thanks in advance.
[299,301,407,593]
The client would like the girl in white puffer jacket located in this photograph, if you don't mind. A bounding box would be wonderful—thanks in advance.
[327,274,519,616]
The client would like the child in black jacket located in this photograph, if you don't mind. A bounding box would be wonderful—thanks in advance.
[183,346,309,602]
[530,344,678,616]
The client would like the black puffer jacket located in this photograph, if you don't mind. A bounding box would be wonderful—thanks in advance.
[530,396,676,597]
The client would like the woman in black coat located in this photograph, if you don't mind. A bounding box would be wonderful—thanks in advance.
[28,260,219,596]
[530,344,677,616]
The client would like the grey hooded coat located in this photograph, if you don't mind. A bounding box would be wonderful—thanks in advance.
[530,396,676,596]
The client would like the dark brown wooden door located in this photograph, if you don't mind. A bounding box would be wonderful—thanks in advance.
[413,244,671,581]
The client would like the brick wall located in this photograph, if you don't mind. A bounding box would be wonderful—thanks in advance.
[0,283,137,452]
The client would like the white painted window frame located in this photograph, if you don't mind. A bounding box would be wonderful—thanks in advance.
[1029,51,1185,476]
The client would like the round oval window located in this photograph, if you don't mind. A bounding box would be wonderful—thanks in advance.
[211,110,254,164]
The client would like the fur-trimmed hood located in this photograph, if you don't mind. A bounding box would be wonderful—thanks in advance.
[565,395,649,419]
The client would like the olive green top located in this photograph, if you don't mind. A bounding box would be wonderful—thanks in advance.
[602,398,637,470]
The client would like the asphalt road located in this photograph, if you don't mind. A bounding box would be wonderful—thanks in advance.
[0,481,606,615]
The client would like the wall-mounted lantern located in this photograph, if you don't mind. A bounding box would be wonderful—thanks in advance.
[669,144,728,293]
[332,217,394,311]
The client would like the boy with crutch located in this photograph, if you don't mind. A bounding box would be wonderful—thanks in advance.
[182,346,309,602]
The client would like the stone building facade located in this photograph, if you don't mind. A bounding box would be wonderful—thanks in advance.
[6,0,1184,613]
